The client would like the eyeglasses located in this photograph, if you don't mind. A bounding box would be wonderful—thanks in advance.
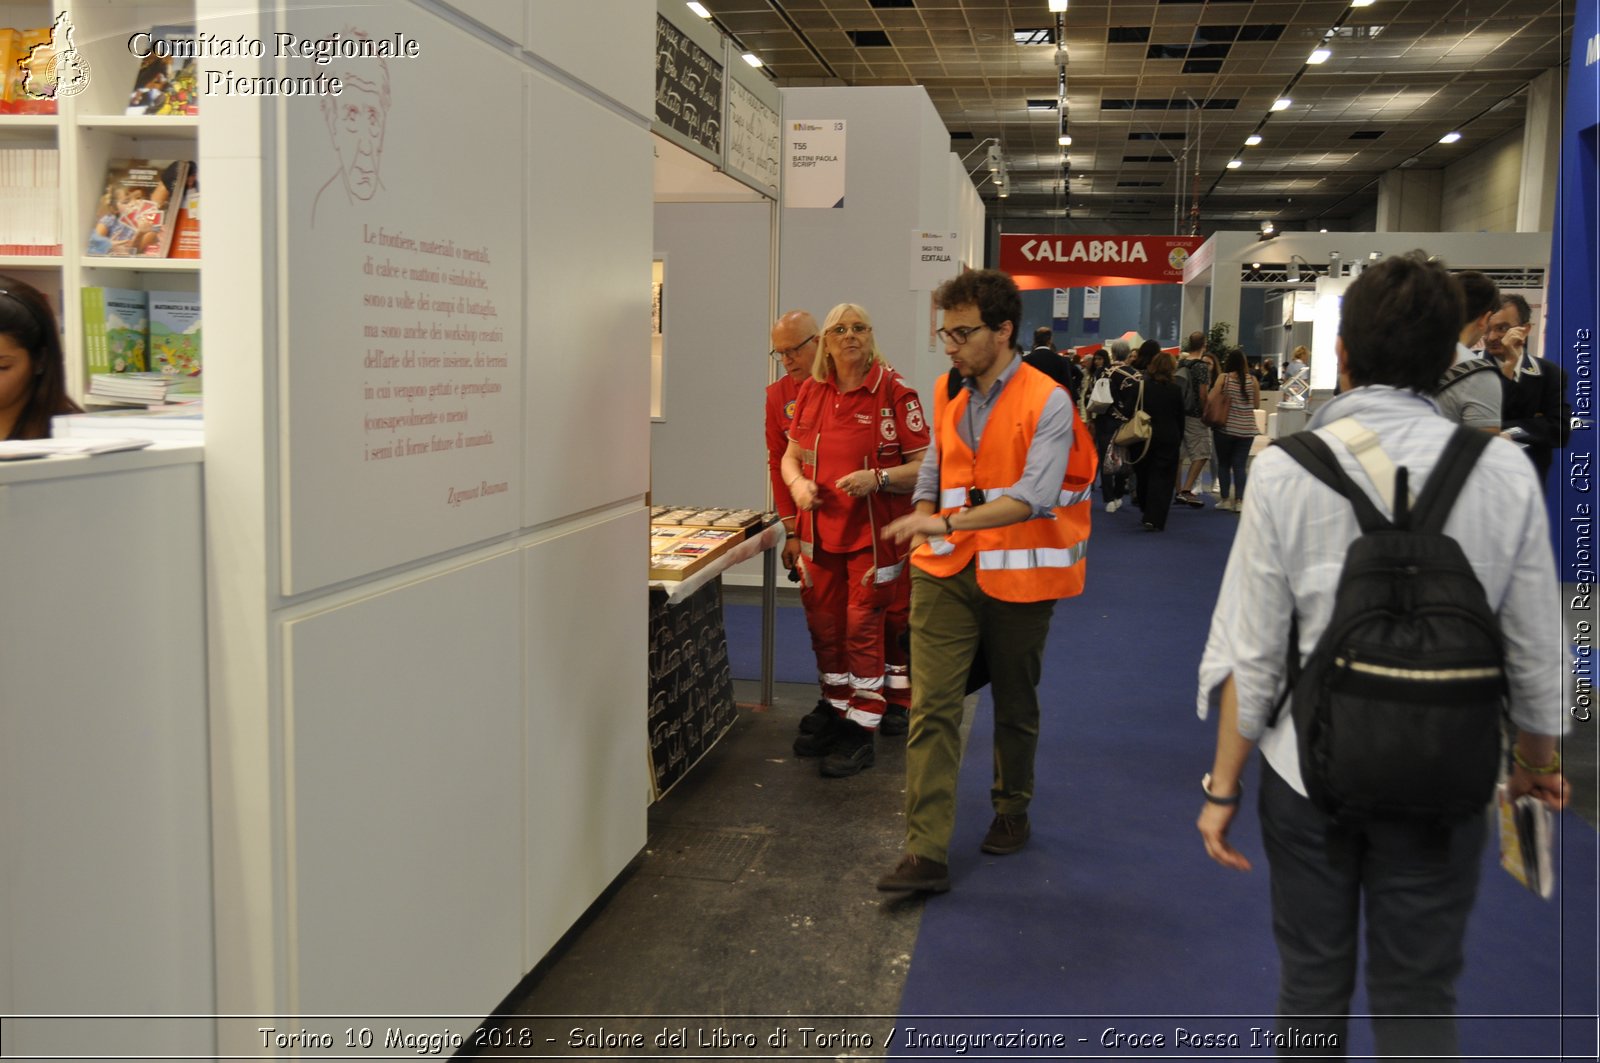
[825,323,872,338]
[936,324,989,346]
[768,334,816,361]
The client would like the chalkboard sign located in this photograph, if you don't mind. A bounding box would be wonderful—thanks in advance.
[655,13,723,157]
[647,577,736,800]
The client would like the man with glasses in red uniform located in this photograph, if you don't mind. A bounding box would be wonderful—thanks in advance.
[764,311,835,738]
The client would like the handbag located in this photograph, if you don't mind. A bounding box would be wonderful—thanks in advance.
[1203,375,1231,429]
[1102,440,1127,475]
[1111,377,1151,446]
[1086,373,1114,415]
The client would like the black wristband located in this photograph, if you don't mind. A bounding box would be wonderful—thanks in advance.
[1201,773,1242,806]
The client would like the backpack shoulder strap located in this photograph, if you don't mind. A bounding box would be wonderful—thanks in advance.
[1323,417,1413,518]
[1436,356,1496,392]
[1409,426,1491,535]
[946,366,963,400]
[1273,430,1391,533]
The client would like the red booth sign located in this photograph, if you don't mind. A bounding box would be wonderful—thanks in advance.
[1000,233,1206,288]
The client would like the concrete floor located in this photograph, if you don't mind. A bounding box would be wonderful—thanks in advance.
[475,679,929,1058]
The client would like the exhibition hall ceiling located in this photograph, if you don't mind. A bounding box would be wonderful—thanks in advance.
[693,0,1573,227]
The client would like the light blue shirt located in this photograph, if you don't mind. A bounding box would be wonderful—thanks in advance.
[912,351,1075,519]
[1197,385,1565,794]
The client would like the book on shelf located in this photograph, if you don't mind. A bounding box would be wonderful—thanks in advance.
[167,164,199,259]
[0,147,60,254]
[147,290,201,392]
[0,26,57,116]
[81,286,150,373]
[1497,783,1555,899]
[125,25,198,116]
[85,159,190,259]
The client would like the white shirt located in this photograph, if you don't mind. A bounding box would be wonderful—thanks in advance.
[1197,385,1565,794]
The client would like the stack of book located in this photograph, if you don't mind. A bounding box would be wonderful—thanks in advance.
[87,371,177,406]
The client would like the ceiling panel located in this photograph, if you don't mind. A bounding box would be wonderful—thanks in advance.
[688,0,1570,225]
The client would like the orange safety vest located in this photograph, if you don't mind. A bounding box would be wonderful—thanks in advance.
[913,361,1098,602]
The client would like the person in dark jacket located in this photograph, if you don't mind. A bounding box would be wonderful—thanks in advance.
[1025,326,1082,397]
[1134,351,1187,530]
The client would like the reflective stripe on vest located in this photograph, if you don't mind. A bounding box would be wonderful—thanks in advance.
[976,540,1089,572]
[939,484,1094,511]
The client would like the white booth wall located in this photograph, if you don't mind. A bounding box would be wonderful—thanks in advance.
[649,203,773,512]
[778,86,986,406]
[201,0,655,1051]
[1181,230,1554,368]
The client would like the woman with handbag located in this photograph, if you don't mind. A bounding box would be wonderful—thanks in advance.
[1207,347,1261,511]
[1098,339,1145,512]
[780,302,928,776]
[1131,352,1187,531]
[1121,340,1165,514]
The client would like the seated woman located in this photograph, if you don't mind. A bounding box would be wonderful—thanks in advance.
[0,278,81,440]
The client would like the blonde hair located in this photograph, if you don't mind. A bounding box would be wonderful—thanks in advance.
[1292,344,1310,362]
[813,302,884,382]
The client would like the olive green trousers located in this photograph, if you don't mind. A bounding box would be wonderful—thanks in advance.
[903,563,1057,862]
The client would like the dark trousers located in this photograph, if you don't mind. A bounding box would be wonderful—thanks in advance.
[1259,764,1485,1060]
[1135,446,1179,529]
[1093,416,1128,501]
[1212,430,1253,500]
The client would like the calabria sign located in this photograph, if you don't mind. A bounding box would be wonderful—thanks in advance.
[999,234,1206,287]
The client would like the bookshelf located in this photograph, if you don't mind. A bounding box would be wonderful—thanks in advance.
[0,1,200,407]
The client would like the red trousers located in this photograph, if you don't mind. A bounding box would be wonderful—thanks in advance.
[798,544,910,730]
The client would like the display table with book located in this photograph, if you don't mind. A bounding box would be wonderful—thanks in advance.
[646,510,785,800]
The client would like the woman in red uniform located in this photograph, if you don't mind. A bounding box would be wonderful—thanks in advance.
[780,303,928,777]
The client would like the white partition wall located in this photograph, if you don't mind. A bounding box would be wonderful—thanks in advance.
[650,200,773,511]
[200,0,653,1050]
[779,86,982,404]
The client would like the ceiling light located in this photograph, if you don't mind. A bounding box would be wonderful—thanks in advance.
[1439,131,1462,144]
[1351,0,1375,6]
[1048,0,1069,11]
[1251,261,1262,269]
[1308,47,1332,64]
[997,187,1009,198]
[741,52,763,68]
[1260,220,1276,237]
[1319,228,1329,233]
[1272,98,1293,111]
[1058,134,1072,146]
[686,1,712,17]
[1227,159,1242,169]
[1245,134,1262,146]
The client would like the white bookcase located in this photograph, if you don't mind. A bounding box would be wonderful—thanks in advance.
[0,0,199,405]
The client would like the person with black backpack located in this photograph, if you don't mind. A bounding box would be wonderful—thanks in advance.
[1193,252,1568,1058]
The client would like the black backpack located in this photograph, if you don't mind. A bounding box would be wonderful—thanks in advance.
[1175,358,1207,416]
[1268,426,1507,822]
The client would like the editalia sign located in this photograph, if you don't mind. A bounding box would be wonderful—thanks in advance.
[999,234,1207,288]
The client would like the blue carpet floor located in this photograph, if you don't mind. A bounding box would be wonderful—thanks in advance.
[727,502,1598,1059]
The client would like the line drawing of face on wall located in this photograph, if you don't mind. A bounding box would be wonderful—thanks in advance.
[311,29,390,228]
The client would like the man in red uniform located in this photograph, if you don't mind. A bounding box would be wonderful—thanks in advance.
[764,311,833,736]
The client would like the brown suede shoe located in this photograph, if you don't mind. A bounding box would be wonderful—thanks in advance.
[875,854,950,893]
[980,813,1030,855]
